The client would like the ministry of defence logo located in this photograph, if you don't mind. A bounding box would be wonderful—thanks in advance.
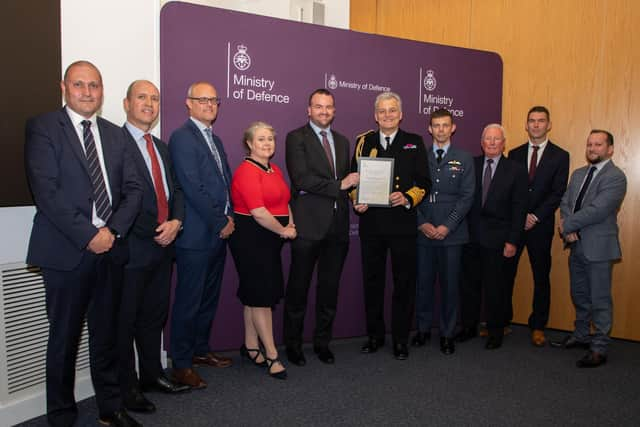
[423,69,437,91]
[233,44,251,71]
[327,74,338,90]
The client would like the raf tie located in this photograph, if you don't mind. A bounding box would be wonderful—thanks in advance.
[81,120,112,222]
[319,130,335,177]
[529,145,539,183]
[383,136,391,150]
[144,134,169,224]
[204,128,230,214]
[482,158,493,207]
[436,148,444,164]
[574,166,597,213]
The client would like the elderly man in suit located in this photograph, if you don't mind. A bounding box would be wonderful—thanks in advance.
[25,60,142,427]
[457,124,528,350]
[118,80,190,414]
[504,106,569,346]
[284,89,359,366]
[352,91,430,360]
[552,130,626,368]
[168,82,234,389]
[413,108,475,355]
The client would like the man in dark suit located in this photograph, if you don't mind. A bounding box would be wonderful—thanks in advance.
[25,61,143,427]
[168,81,234,389]
[413,108,475,355]
[352,92,430,360]
[504,106,569,346]
[284,89,359,366]
[552,130,626,368]
[118,80,190,414]
[457,124,528,350]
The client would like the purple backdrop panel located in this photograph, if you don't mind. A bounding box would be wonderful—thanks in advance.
[160,2,502,351]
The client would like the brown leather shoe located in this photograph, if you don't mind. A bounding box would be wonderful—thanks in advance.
[171,368,207,389]
[193,352,233,368]
[531,329,546,347]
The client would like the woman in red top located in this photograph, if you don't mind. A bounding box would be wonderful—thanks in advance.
[229,121,296,380]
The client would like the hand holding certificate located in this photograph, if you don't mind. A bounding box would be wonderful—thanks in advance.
[356,157,394,207]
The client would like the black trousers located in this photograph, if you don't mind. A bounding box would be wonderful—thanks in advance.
[460,242,509,337]
[43,250,124,426]
[504,225,553,329]
[284,212,348,349]
[118,250,172,392]
[360,235,416,344]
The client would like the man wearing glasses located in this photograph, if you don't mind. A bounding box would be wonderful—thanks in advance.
[168,82,234,389]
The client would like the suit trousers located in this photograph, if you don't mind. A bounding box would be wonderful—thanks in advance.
[118,250,172,391]
[360,235,416,344]
[43,251,124,426]
[504,225,553,329]
[569,241,613,354]
[461,243,508,337]
[415,244,463,338]
[170,243,226,368]
[284,212,349,349]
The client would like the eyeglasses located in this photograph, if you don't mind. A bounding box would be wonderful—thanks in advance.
[188,96,221,105]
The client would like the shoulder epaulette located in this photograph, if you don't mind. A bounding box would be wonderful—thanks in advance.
[355,129,376,160]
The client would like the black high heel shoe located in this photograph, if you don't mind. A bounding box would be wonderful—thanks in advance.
[265,357,287,380]
[240,344,268,367]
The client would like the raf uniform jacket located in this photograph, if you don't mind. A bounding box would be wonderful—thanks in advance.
[417,145,475,247]
[351,129,431,236]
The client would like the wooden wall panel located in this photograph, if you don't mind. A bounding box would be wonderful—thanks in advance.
[351,0,640,340]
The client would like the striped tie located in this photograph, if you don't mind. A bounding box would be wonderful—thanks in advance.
[204,128,230,214]
[82,120,112,222]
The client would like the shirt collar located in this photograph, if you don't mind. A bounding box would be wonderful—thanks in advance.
[125,121,146,141]
[190,116,212,132]
[309,120,330,136]
[65,106,97,128]
[528,139,548,149]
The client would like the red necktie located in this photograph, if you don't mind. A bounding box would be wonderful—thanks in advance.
[529,145,539,182]
[144,134,168,224]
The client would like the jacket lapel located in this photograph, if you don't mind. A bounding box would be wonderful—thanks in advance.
[59,109,91,177]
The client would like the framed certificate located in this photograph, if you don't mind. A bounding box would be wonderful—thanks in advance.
[356,157,394,207]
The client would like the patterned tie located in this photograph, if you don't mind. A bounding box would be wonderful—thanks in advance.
[482,158,493,207]
[436,148,444,164]
[144,134,169,224]
[319,130,335,177]
[573,166,597,213]
[203,128,230,214]
[384,136,391,150]
[81,120,112,222]
[529,145,539,183]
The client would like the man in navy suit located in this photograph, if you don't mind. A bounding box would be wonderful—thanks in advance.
[504,106,569,346]
[118,80,190,414]
[457,124,528,350]
[25,61,143,427]
[168,82,234,389]
[552,130,626,368]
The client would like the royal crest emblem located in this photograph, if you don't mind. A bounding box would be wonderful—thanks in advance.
[233,44,251,71]
[423,69,437,91]
[327,74,338,90]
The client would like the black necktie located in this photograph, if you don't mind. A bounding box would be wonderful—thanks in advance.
[482,158,493,207]
[436,149,444,164]
[81,120,112,222]
[574,166,597,212]
[384,136,391,150]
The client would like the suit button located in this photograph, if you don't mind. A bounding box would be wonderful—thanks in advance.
[436,179,440,183]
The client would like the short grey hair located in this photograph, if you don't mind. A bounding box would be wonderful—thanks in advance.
[374,91,402,112]
[481,123,506,140]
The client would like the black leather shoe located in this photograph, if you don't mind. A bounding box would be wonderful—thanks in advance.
[440,337,455,355]
[549,335,590,349]
[123,389,155,413]
[411,331,431,347]
[576,351,607,368]
[141,375,191,394]
[99,410,142,427]
[286,347,306,366]
[393,342,409,360]
[314,346,335,364]
[361,337,384,354]
[485,335,503,350]
[455,327,477,343]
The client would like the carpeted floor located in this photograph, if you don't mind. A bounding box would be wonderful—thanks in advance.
[16,325,640,426]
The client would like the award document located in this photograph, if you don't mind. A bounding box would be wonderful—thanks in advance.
[356,157,394,207]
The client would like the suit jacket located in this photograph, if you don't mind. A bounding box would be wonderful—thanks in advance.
[286,123,351,241]
[351,129,431,237]
[25,108,143,271]
[508,141,569,234]
[468,155,528,250]
[417,145,475,247]
[559,160,626,262]
[123,125,185,269]
[168,119,232,250]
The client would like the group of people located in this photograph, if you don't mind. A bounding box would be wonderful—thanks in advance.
[24,60,626,427]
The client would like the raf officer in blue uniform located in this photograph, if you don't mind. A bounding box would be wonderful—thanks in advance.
[413,108,475,355]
